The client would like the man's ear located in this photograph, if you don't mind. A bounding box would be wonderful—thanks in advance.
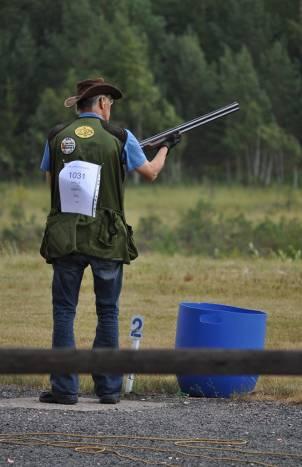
[99,96,106,110]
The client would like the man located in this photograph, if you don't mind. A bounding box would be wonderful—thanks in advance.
[39,77,180,404]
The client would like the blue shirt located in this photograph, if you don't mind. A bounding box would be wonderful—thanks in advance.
[40,112,147,172]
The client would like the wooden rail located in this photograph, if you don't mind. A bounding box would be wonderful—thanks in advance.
[0,348,301,375]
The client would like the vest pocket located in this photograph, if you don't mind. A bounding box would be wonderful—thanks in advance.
[40,213,77,260]
[97,209,138,261]
[126,224,138,260]
[98,209,118,247]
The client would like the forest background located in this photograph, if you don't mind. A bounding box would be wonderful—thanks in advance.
[1,0,302,185]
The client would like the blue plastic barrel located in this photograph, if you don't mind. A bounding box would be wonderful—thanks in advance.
[175,302,267,397]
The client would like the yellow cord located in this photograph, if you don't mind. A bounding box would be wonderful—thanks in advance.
[0,432,301,466]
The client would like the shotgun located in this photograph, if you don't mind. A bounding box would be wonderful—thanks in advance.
[140,101,240,148]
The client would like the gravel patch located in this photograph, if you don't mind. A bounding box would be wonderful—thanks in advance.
[0,386,301,466]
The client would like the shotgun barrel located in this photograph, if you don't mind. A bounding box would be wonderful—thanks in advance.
[140,101,240,148]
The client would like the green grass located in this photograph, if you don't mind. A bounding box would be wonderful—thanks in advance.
[1,182,302,230]
[126,183,302,224]
[0,182,302,401]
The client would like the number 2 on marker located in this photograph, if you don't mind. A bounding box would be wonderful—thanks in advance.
[130,316,144,338]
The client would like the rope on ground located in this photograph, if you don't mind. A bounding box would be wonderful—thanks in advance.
[0,432,301,466]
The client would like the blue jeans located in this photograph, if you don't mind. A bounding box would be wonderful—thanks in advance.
[50,254,123,397]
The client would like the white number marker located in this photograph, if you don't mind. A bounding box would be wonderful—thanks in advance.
[125,315,144,394]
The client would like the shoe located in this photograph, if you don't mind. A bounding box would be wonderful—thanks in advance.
[39,391,78,405]
[99,394,120,404]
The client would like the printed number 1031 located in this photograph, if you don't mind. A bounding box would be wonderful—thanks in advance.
[69,171,85,180]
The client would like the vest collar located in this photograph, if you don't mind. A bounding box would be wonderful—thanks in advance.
[79,112,104,120]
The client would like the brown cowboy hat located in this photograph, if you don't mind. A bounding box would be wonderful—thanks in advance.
[64,77,122,108]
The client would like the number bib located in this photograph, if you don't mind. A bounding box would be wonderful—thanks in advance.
[59,160,101,217]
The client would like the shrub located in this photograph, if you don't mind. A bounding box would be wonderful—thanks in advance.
[0,215,44,253]
[136,199,302,259]
[135,215,177,254]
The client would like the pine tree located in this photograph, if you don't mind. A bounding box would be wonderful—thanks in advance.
[219,46,272,183]
[260,41,302,142]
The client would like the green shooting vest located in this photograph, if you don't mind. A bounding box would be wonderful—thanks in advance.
[40,117,138,264]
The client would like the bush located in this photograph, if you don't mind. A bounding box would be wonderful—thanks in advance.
[0,215,44,253]
[135,215,177,254]
[136,199,302,259]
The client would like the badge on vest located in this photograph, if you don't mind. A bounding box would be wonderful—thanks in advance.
[74,126,95,138]
[61,137,76,154]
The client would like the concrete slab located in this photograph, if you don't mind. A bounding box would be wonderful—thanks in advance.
[0,397,166,412]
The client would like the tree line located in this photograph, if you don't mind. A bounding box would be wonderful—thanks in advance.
[0,0,301,184]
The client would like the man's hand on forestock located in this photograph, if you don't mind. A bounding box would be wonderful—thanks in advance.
[144,132,181,153]
[160,132,181,153]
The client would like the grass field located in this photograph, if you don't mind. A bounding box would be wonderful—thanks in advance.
[0,183,302,401]
[1,182,302,230]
